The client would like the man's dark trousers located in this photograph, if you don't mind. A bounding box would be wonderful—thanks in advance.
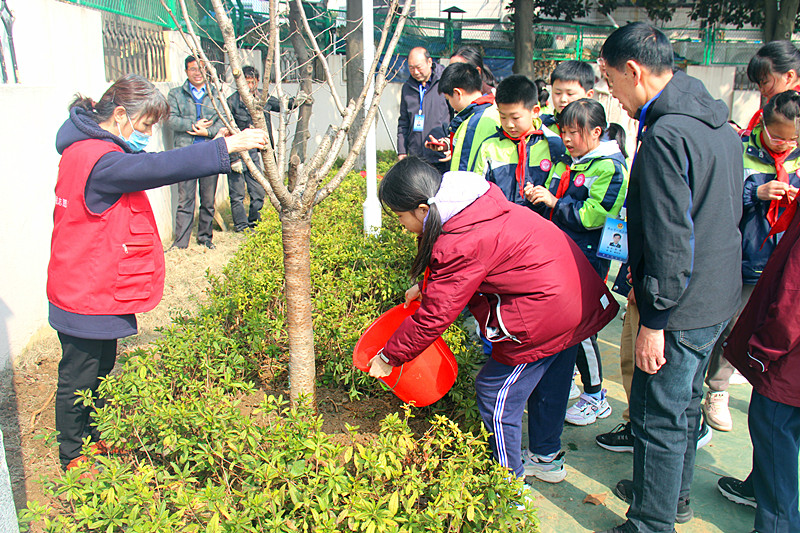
[228,169,265,231]
[626,320,728,532]
[174,175,218,247]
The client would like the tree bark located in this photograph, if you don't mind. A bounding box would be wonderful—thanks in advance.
[773,0,800,41]
[281,214,316,405]
[346,0,366,168]
[513,0,535,79]
[288,0,314,165]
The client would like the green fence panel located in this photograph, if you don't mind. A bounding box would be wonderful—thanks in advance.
[61,0,179,28]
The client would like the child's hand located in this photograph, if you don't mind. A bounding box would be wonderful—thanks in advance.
[528,185,558,208]
[368,354,393,378]
[404,284,422,308]
[424,135,449,152]
[757,180,793,201]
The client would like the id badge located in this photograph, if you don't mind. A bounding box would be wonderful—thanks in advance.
[413,113,425,132]
[596,217,628,262]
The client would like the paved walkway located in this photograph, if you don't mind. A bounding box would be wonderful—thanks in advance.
[523,302,760,533]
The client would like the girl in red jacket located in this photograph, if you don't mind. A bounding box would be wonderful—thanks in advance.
[368,157,618,484]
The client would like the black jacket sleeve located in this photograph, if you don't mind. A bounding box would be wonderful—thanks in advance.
[634,126,695,330]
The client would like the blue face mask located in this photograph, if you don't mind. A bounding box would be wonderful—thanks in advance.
[118,113,151,152]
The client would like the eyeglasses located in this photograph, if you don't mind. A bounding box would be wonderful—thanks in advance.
[762,122,799,148]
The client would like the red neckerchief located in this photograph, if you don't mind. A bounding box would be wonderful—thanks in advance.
[764,196,798,244]
[746,84,800,132]
[550,166,571,220]
[502,127,541,198]
[760,131,793,227]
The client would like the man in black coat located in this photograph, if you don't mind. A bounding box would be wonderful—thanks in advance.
[225,66,299,231]
[397,47,452,174]
[596,23,743,533]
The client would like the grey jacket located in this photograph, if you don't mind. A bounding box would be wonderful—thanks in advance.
[167,79,223,149]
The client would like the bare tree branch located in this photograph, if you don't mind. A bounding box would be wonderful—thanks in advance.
[313,0,411,205]
[207,0,292,208]
[293,0,345,115]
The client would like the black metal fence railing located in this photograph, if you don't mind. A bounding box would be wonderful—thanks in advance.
[102,13,168,82]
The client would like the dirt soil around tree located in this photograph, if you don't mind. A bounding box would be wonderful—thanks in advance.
[1,230,407,522]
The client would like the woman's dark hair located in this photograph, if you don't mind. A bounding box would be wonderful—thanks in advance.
[379,157,443,280]
[606,123,628,159]
[762,90,800,125]
[69,74,169,124]
[452,45,496,89]
[534,79,550,107]
[747,41,800,87]
[600,22,673,75]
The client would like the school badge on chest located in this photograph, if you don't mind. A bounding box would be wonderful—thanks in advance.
[574,174,586,187]
[540,159,552,172]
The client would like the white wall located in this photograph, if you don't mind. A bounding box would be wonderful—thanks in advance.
[0,0,106,369]
[0,4,403,367]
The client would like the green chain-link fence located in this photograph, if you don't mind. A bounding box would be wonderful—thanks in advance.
[59,1,788,67]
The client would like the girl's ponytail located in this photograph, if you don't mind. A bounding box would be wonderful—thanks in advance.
[378,157,444,281]
[606,123,628,159]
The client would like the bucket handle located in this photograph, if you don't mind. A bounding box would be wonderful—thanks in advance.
[384,364,404,390]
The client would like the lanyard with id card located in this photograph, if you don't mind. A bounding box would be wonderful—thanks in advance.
[413,84,426,132]
[597,217,628,262]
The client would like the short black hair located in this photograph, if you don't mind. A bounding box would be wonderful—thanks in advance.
[242,65,259,80]
[600,22,673,75]
[747,41,800,86]
[495,75,538,109]
[439,63,482,95]
[184,55,198,69]
[551,60,596,91]
[613,233,621,238]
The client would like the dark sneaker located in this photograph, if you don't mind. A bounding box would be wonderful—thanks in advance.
[595,522,675,533]
[697,418,713,450]
[197,239,216,250]
[613,479,693,524]
[596,422,633,453]
[718,476,756,508]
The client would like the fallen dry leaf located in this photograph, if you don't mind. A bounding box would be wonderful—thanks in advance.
[583,493,607,505]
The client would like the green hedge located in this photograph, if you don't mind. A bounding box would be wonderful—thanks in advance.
[21,166,537,532]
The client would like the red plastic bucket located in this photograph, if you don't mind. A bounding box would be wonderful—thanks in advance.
[353,301,458,407]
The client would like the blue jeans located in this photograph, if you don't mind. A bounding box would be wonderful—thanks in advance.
[625,320,728,533]
[749,389,800,533]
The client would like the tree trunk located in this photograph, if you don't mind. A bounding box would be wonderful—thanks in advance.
[763,0,778,41]
[282,213,316,404]
[288,0,314,165]
[773,0,800,41]
[346,0,366,168]
[513,0,535,79]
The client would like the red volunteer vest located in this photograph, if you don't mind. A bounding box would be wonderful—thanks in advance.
[47,139,165,315]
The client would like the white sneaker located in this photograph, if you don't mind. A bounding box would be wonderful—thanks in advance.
[522,450,567,483]
[569,380,581,400]
[702,390,732,431]
[565,389,612,426]
[729,370,749,385]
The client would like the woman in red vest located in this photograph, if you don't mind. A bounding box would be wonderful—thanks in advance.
[48,74,267,471]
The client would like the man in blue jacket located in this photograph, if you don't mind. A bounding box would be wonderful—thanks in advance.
[397,47,452,173]
[596,23,743,533]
